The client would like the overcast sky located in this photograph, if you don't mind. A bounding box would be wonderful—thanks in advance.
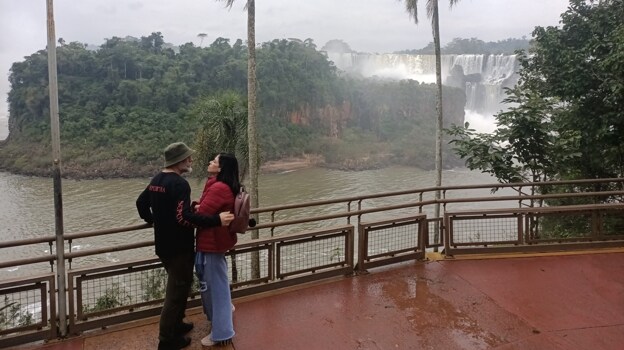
[0,0,570,122]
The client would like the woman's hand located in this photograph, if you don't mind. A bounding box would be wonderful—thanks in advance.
[219,211,235,226]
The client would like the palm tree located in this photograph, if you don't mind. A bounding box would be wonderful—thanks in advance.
[217,0,260,277]
[193,91,248,282]
[192,91,248,176]
[401,0,460,248]
[197,33,208,47]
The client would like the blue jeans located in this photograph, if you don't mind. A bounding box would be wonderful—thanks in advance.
[195,252,235,341]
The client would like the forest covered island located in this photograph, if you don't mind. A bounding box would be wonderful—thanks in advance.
[0,35,495,178]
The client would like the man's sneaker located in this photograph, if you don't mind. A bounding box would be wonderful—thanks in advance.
[157,336,191,350]
[175,321,194,335]
[232,303,236,312]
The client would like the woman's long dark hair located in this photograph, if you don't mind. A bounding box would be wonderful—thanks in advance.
[216,153,241,195]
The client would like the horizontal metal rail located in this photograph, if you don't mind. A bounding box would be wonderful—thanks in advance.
[2,179,617,246]
[64,240,154,259]
[0,236,56,249]
[64,223,151,240]
[250,177,624,214]
[0,255,56,270]
[2,178,624,347]
[444,203,624,256]
[251,190,624,231]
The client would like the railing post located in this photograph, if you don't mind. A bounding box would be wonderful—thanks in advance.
[592,210,601,238]
[433,190,445,252]
[46,0,67,337]
[434,193,441,248]
[517,213,524,244]
[346,226,354,269]
[356,221,367,273]
[346,201,351,225]
[443,213,451,257]
[418,217,426,258]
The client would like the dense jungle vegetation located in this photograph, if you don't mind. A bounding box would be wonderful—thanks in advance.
[0,34,465,177]
[397,37,532,55]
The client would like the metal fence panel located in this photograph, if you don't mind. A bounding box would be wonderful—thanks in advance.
[0,274,56,348]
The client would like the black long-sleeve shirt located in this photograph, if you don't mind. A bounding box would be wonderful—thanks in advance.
[136,172,221,258]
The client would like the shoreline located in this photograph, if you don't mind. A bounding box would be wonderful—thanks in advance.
[259,155,324,174]
[0,156,326,179]
[0,151,438,179]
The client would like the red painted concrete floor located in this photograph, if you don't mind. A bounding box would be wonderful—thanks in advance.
[13,251,624,350]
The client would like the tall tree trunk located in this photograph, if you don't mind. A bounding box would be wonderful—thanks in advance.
[247,0,260,278]
[432,0,443,249]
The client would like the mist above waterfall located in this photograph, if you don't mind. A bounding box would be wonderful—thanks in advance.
[0,115,7,141]
[327,52,442,83]
[326,52,519,133]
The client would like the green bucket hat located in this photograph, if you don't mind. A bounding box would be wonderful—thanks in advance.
[164,142,195,167]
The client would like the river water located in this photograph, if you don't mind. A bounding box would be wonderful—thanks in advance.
[0,166,499,239]
[0,115,506,278]
[0,167,500,276]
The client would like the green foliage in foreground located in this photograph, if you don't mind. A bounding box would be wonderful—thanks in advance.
[0,296,34,330]
[82,283,131,314]
[141,269,167,302]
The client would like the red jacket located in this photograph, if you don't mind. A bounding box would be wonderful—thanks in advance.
[195,177,237,253]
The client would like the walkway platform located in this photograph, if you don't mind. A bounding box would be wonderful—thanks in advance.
[15,251,624,350]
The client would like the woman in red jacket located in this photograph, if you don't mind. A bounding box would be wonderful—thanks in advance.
[194,153,240,346]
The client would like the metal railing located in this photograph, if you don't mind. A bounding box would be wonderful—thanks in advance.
[445,203,624,255]
[1,178,624,347]
[0,274,56,349]
[357,215,426,271]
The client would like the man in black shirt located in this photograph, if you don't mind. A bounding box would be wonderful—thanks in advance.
[137,142,234,350]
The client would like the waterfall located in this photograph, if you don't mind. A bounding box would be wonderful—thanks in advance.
[326,52,519,132]
[456,54,518,114]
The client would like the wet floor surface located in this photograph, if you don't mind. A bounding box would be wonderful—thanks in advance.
[14,251,624,350]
